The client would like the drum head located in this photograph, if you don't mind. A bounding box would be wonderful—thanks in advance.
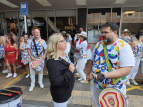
[31,59,41,68]
[0,87,23,104]
[99,88,126,107]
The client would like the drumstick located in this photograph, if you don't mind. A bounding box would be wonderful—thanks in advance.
[0,93,12,97]
[3,89,21,94]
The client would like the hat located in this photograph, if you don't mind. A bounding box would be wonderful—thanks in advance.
[80,31,87,37]
[124,29,129,32]
[61,31,66,34]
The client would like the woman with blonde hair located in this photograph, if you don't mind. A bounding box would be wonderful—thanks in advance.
[46,33,75,107]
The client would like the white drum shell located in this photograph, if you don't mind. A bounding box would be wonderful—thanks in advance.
[0,96,22,107]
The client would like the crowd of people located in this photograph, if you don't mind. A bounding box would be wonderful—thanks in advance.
[0,21,143,107]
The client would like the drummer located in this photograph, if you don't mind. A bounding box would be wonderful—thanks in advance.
[27,29,47,91]
[85,22,135,107]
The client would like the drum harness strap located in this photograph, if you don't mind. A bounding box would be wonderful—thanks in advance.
[103,42,120,85]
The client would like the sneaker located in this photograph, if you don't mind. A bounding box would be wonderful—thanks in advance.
[29,85,35,91]
[126,80,130,85]
[76,73,79,76]
[130,80,138,85]
[78,77,83,81]
[2,69,9,73]
[13,73,17,78]
[39,83,44,88]
[25,74,30,78]
[6,73,12,78]
[80,80,88,83]
[16,65,22,68]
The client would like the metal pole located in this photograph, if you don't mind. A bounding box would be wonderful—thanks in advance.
[54,9,56,27]
[110,8,112,22]
[24,15,27,33]
[119,7,123,37]
[46,11,48,42]
[18,12,20,38]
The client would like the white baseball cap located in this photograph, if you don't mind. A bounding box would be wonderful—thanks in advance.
[62,31,66,33]
[80,31,87,37]
[124,29,129,32]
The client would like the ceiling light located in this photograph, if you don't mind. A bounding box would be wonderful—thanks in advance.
[75,0,86,5]
[0,0,18,8]
[124,11,135,13]
[36,0,51,6]
[114,0,127,4]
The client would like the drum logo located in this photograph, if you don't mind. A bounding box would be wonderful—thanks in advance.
[107,96,115,106]
[17,103,21,107]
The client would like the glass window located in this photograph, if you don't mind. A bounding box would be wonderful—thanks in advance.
[111,8,121,36]
[0,12,19,36]
[121,7,143,42]
[87,8,111,50]
[56,9,76,39]
[27,11,47,40]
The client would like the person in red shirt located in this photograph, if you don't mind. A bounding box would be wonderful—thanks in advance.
[5,35,18,78]
[99,35,103,41]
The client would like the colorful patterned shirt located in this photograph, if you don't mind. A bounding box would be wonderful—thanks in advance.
[133,41,143,58]
[0,44,5,59]
[76,40,87,59]
[27,39,47,59]
[60,54,71,64]
[91,39,135,90]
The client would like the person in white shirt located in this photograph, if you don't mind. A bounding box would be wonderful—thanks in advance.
[85,22,135,107]
[27,29,47,91]
[62,31,71,56]
[127,32,143,85]
[74,27,83,42]
[76,31,88,83]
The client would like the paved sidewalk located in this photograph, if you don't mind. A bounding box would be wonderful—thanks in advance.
[0,65,143,107]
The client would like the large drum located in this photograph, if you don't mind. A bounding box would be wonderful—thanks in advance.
[30,59,44,72]
[0,87,23,107]
[99,88,127,107]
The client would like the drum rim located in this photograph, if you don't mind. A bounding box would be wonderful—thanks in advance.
[0,87,23,104]
[99,88,126,107]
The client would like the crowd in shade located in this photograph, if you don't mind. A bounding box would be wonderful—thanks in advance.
[1,21,143,107]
